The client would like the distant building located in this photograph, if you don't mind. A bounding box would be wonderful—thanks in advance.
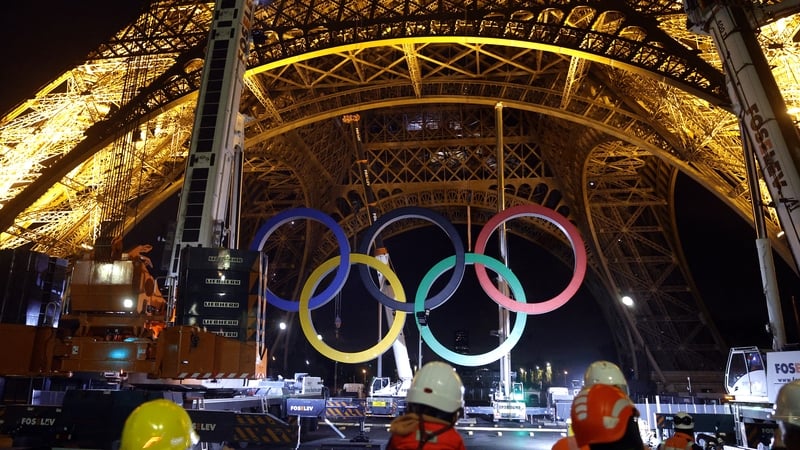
[454,329,469,354]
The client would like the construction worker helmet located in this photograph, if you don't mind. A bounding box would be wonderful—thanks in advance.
[674,411,694,430]
[583,360,628,394]
[571,384,638,447]
[120,399,198,450]
[406,361,464,413]
[774,380,800,428]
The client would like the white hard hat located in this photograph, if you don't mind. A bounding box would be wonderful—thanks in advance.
[674,411,694,430]
[407,361,464,413]
[774,379,800,427]
[583,360,628,394]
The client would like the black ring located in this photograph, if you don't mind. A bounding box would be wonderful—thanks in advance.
[357,206,466,312]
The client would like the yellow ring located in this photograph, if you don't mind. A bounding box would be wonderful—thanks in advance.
[298,253,406,363]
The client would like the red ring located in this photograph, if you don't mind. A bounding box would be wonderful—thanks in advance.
[474,204,587,314]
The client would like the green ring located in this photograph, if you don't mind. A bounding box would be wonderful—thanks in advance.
[415,252,527,367]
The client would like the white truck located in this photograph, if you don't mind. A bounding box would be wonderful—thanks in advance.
[546,386,575,422]
[365,301,414,417]
[724,347,800,448]
[491,381,527,422]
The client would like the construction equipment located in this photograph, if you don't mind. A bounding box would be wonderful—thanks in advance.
[546,386,575,422]
[343,114,416,418]
[0,0,263,382]
[364,299,415,417]
[684,2,800,448]
[0,0,295,447]
[722,346,800,448]
[366,366,412,417]
[686,1,800,276]
[491,380,527,422]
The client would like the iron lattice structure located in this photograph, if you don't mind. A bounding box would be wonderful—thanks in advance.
[2,0,800,388]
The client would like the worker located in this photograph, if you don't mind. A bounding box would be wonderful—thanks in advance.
[119,398,199,450]
[658,412,702,450]
[584,360,628,394]
[552,361,629,450]
[773,379,800,450]
[386,361,466,450]
[570,383,645,450]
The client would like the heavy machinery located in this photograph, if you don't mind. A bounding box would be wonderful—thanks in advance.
[0,0,264,384]
[0,0,298,447]
[364,326,414,417]
[490,380,527,422]
[723,347,800,448]
[363,269,415,417]
[343,114,417,418]
[685,2,800,448]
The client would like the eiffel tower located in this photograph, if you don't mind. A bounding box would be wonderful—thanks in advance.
[1,1,799,391]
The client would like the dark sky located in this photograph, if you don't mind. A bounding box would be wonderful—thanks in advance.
[2,1,799,386]
[0,2,147,113]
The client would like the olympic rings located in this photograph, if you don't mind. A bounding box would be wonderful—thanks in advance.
[473,204,587,315]
[298,253,407,364]
[249,204,587,365]
[415,253,527,367]
[357,206,466,312]
[249,207,350,312]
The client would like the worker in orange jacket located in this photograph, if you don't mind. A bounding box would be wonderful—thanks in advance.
[386,361,466,450]
[570,383,645,450]
[552,361,630,450]
[658,412,702,450]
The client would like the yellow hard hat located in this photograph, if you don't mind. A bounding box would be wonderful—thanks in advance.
[120,399,198,450]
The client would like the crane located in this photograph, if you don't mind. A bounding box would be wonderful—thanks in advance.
[342,113,415,417]
[685,2,800,448]
[0,1,317,447]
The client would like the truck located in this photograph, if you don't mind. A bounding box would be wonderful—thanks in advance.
[684,2,800,448]
[491,380,527,422]
[343,115,417,418]
[723,347,800,448]
[546,386,574,422]
[364,275,415,417]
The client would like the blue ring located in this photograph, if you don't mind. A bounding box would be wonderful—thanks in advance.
[249,207,350,311]
[415,252,527,367]
[357,206,466,312]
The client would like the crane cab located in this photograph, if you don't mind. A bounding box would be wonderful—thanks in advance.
[725,346,768,402]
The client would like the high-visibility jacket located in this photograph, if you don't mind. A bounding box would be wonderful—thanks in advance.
[659,431,701,450]
[386,413,466,450]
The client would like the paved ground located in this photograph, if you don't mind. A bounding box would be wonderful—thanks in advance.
[293,418,566,450]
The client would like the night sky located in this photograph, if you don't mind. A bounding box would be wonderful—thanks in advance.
[2,1,799,388]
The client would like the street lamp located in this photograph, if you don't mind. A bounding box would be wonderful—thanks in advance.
[536,366,542,390]
[563,370,568,386]
[362,368,367,384]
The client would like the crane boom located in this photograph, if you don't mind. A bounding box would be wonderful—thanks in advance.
[162,0,267,377]
[343,114,415,415]
[169,0,254,267]
[686,2,800,446]
[686,1,800,275]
